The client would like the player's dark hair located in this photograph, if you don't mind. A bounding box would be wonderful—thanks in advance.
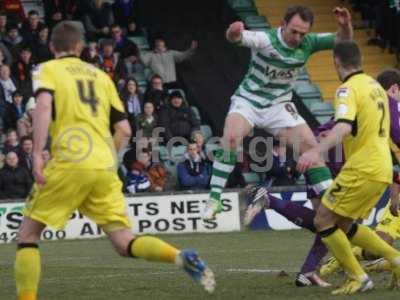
[284,5,314,26]
[333,40,362,69]
[51,21,84,53]
[376,69,400,91]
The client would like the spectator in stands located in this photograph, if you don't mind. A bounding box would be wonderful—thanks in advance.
[12,46,34,97]
[0,64,16,103]
[159,90,200,143]
[126,21,143,38]
[18,135,32,176]
[42,149,51,165]
[144,74,169,103]
[83,0,115,39]
[2,128,19,154]
[32,24,52,63]
[120,77,143,131]
[145,89,167,113]
[43,0,81,27]
[110,24,137,54]
[0,151,32,199]
[136,102,158,138]
[0,11,8,40]
[99,39,119,80]
[3,23,23,60]
[80,39,101,67]
[3,90,24,131]
[115,45,144,87]
[20,10,43,44]
[264,141,300,186]
[0,43,13,66]
[148,161,168,192]
[141,38,198,89]
[1,0,25,24]
[177,142,210,190]
[17,96,35,138]
[192,130,207,159]
[126,150,151,194]
[112,0,137,28]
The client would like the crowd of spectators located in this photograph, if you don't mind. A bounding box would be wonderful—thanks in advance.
[3,1,385,198]
[349,0,400,66]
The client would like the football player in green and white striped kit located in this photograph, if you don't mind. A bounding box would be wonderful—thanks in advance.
[202,5,353,220]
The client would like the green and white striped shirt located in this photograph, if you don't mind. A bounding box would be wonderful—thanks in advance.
[233,28,335,108]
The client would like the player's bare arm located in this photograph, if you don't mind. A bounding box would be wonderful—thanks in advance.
[32,91,52,186]
[390,183,400,217]
[333,7,353,41]
[113,119,131,152]
[297,122,352,173]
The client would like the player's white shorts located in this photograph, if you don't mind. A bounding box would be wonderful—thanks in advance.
[228,97,306,136]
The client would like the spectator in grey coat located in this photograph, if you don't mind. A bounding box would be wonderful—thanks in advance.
[141,38,198,89]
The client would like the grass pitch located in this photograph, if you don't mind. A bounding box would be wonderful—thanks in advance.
[1,230,399,300]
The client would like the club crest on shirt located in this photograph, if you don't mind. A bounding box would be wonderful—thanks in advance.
[336,87,349,99]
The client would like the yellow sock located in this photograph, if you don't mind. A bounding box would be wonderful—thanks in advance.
[350,224,400,264]
[352,246,363,259]
[15,246,41,300]
[130,236,179,263]
[321,227,366,279]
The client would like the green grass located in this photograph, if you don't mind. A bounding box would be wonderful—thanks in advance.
[0,230,399,299]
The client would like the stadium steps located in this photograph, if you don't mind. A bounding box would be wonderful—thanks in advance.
[254,0,398,103]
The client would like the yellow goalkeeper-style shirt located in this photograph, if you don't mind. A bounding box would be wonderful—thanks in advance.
[32,55,127,170]
[334,71,392,183]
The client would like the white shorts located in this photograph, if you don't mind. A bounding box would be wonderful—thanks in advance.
[228,97,306,136]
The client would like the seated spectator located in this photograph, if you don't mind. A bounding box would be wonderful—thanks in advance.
[126,21,143,38]
[3,128,19,154]
[0,44,13,66]
[32,24,52,63]
[141,38,198,89]
[146,89,167,113]
[112,0,137,28]
[12,46,35,97]
[147,161,168,192]
[264,142,300,186]
[191,130,207,159]
[17,135,32,175]
[1,0,25,24]
[0,151,32,199]
[83,0,115,39]
[110,24,137,54]
[99,39,119,80]
[159,91,200,143]
[20,10,43,44]
[42,149,51,165]
[43,0,81,27]
[0,64,17,104]
[3,23,23,61]
[177,142,210,190]
[136,102,158,138]
[126,150,151,194]
[120,77,143,131]
[17,96,35,137]
[80,39,101,67]
[115,45,144,87]
[3,90,24,130]
[0,11,8,40]
[144,74,169,103]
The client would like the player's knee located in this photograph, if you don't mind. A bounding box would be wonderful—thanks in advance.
[313,214,325,232]
[18,229,41,244]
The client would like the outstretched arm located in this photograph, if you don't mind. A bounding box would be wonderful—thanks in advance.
[226,21,269,49]
[333,7,353,41]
